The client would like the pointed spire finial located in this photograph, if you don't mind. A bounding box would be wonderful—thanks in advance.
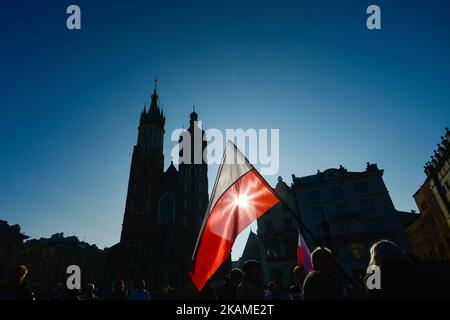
[149,77,159,113]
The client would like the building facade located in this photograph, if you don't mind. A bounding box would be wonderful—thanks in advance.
[407,128,450,261]
[291,163,411,280]
[256,177,298,290]
[424,128,450,229]
[236,230,261,269]
[19,233,105,293]
[0,220,28,281]
[107,82,214,292]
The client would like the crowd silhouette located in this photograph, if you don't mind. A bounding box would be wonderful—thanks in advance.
[1,239,449,300]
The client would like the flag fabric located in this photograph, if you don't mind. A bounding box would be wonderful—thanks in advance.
[297,230,313,274]
[189,141,280,290]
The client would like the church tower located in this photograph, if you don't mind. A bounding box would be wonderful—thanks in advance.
[178,108,209,236]
[120,79,165,245]
[107,83,230,292]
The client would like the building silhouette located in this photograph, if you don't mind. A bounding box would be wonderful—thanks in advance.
[291,163,411,280]
[236,230,261,269]
[407,128,450,261]
[19,233,105,296]
[107,81,212,292]
[256,178,298,290]
[256,164,412,288]
[0,220,28,280]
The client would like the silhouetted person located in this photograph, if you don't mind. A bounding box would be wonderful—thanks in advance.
[109,280,128,300]
[59,287,82,300]
[83,283,99,300]
[302,247,341,300]
[367,240,450,300]
[129,280,151,300]
[235,260,264,300]
[0,265,34,300]
[217,268,243,300]
[264,281,280,300]
[161,285,175,300]
[289,266,306,300]
[200,281,217,300]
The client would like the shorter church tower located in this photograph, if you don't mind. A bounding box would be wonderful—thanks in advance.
[178,107,209,236]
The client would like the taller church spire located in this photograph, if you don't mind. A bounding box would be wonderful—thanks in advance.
[149,77,160,115]
[140,77,165,127]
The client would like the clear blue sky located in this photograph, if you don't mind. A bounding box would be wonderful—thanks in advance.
[1,0,449,261]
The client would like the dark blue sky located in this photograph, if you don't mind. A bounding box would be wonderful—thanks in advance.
[1,0,449,259]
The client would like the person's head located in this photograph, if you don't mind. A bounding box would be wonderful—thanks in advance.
[11,265,28,285]
[86,283,95,295]
[137,280,146,291]
[369,240,411,267]
[267,281,276,290]
[242,260,262,284]
[115,280,124,291]
[229,268,243,286]
[292,265,306,285]
[311,247,338,275]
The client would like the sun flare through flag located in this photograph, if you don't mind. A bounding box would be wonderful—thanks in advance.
[189,141,280,290]
[297,231,313,274]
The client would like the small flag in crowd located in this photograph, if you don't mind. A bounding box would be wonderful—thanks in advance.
[297,230,313,274]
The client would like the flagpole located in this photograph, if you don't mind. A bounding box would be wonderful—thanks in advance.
[278,194,358,288]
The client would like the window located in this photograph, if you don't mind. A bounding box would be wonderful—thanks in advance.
[308,191,320,201]
[339,221,356,234]
[354,182,368,193]
[285,238,297,258]
[136,216,141,228]
[335,202,349,214]
[266,239,279,259]
[158,194,176,225]
[368,218,384,232]
[312,206,325,221]
[361,199,377,213]
[348,243,366,260]
[265,221,274,232]
[136,199,144,214]
[283,217,294,231]
[331,186,343,197]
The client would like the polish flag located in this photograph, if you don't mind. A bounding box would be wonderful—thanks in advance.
[189,141,280,290]
[297,231,313,274]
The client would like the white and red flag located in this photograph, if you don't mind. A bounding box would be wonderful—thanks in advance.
[189,141,279,290]
[297,230,313,274]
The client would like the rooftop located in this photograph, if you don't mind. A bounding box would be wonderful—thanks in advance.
[26,232,103,253]
[292,163,381,186]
